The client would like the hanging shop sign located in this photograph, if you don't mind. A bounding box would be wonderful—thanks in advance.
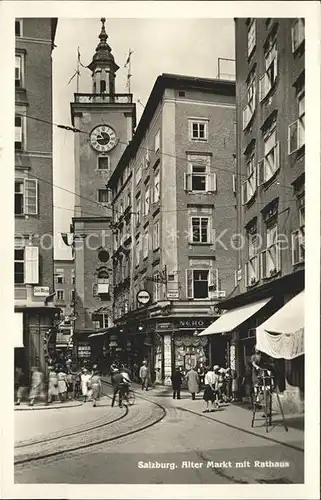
[33,286,50,297]
[167,290,179,300]
[137,290,151,305]
[210,290,227,299]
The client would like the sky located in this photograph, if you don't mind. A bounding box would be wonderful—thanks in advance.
[53,18,235,258]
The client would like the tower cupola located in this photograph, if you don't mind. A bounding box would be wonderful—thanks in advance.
[88,17,119,95]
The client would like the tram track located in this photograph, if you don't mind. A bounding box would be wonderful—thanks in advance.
[14,381,166,467]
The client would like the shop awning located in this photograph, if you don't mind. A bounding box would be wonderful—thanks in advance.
[256,291,304,360]
[88,331,107,338]
[198,297,272,336]
[14,312,24,348]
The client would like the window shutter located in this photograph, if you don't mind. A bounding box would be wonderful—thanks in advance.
[260,251,266,279]
[244,260,248,287]
[24,179,38,215]
[257,159,265,186]
[274,142,280,171]
[209,172,217,193]
[208,268,218,290]
[234,270,238,287]
[232,174,236,194]
[241,180,247,205]
[186,269,193,298]
[24,246,39,284]
[259,74,266,101]
[15,119,22,142]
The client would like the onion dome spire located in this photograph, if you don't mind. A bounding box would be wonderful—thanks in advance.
[88,17,119,74]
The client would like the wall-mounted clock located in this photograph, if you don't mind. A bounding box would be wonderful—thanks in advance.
[89,125,118,152]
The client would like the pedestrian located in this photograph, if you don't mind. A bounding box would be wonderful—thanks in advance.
[197,363,205,390]
[15,367,29,405]
[171,367,183,400]
[111,371,125,408]
[110,360,119,384]
[29,366,45,406]
[66,371,74,400]
[185,366,200,400]
[66,355,72,373]
[203,366,219,412]
[90,369,101,407]
[47,366,58,404]
[57,368,68,402]
[217,367,226,402]
[139,361,149,391]
[151,368,156,389]
[251,346,262,404]
[81,368,91,403]
[231,368,238,402]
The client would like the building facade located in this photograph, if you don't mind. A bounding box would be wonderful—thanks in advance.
[54,259,75,348]
[107,74,236,384]
[216,18,305,412]
[70,18,136,366]
[14,18,59,374]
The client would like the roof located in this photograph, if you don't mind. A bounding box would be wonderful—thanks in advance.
[108,73,235,187]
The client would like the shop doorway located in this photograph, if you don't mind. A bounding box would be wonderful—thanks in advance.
[210,335,228,367]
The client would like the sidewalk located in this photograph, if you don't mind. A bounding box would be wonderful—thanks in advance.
[102,377,304,450]
[14,400,82,411]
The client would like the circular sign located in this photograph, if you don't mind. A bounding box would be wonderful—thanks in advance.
[137,289,151,305]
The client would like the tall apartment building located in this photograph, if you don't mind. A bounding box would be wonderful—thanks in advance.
[70,18,136,365]
[54,259,75,348]
[205,18,305,413]
[14,18,59,374]
[107,74,236,384]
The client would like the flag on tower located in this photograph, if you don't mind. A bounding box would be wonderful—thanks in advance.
[124,49,133,68]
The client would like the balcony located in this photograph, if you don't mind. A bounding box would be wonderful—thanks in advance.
[245,255,259,287]
[74,93,132,104]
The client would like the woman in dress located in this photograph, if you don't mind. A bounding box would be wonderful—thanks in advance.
[203,366,218,412]
[81,368,91,403]
[90,369,101,407]
[29,367,45,406]
[57,368,68,402]
[47,366,58,404]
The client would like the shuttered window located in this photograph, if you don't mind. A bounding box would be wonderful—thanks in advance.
[24,246,39,284]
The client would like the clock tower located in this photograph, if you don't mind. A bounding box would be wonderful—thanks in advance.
[70,18,136,361]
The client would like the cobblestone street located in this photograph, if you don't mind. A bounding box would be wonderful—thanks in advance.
[14,382,304,484]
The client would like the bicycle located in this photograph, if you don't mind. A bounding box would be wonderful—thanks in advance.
[116,384,136,406]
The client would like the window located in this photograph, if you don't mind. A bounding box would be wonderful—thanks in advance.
[100,80,106,93]
[15,20,22,37]
[153,169,160,203]
[153,220,160,250]
[92,313,108,329]
[56,290,65,301]
[241,155,256,204]
[15,115,24,150]
[143,226,149,259]
[186,269,218,299]
[189,120,208,141]
[243,70,256,129]
[260,223,280,278]
[56,275,64,284]
[288,91,305,154]
[247,19,256,57]
[98,189,109,203]
[72,276,76,284]
[97,270,109,294]
[135,236,141,266]
[144,186,150,216]
[292,196,305,265]
[258,126,279,185]
[15,55,23,88]
[184,156,216,193]
[245,231,259,286]
[14,248,24,284]
[136,164,142,185]
[291,19,305,53]
[191,217,210,243]
[136,195,141,225]
[71,290,75,302]
[154,130,160,153]
[259,39,278,101]
[14,178,38,215]
[98,156,109,170]
[153,272,161,302]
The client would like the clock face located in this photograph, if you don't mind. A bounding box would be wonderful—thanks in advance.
[90,125,118,152]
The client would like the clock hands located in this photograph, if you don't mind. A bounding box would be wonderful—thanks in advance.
[96,132,110,145]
